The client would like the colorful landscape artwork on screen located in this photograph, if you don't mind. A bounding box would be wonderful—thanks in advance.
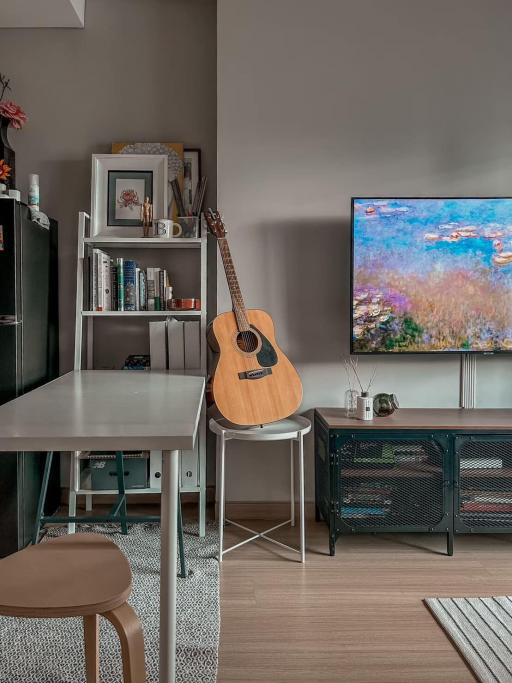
[352,198,512,353]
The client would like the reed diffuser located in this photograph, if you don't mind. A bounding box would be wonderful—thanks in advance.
[348,359,376,421]
[343,360,358,417]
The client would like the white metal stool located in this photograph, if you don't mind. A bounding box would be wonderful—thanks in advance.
[209,415,311,563]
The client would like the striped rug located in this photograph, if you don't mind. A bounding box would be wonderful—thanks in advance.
[425,596,512,683]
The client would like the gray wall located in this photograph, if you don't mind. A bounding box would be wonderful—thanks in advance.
[218,0,512,502]
[0,0,217,371]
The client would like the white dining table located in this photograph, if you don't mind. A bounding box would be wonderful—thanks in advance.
[0,369,205,683]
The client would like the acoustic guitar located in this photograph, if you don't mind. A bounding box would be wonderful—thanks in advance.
[205,209,303,426]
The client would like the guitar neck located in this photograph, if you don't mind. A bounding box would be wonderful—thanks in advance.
[218,237,250,331]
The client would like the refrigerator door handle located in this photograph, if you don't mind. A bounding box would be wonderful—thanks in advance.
[0,315,20,325]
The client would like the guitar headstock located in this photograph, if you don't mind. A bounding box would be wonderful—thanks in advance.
[205,209,226,239]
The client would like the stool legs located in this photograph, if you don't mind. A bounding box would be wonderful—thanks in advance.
[290,440,295,527]
[104,603,146,683]
[83,614,100,683]
[218,432,226,563]
[83,605,145,683]
[298,433,306,564]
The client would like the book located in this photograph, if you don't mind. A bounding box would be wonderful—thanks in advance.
[135,267,140,311]
[149,320,168,369]
[91,250,98,310]
[460,458,503,469]
[111,261,119,310]
[123,260,137,311]
[116,258,124,311]
[138,270,147,311]
[146,267,156,311]
[96,250,104,311]
[154,268,161,310]
[184,321,201,370]
[158,269,168,310]
[462,503,512,513]
[100,252,112,311]
[167,318,185,371]
[341,507,387,517]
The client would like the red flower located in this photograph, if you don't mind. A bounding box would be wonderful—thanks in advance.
[0,159,11,181]
[0,101,27,129]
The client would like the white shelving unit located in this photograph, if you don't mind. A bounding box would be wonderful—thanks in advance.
[72,211,216,537]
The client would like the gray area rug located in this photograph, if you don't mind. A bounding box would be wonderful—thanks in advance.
[425,596,512,682]
[0,523,219,683]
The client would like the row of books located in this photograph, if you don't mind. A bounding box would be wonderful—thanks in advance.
[461,491,512,515]
[149,318,201,371]
[89,249,172,312]
[341,485,392,518]
[349,443,430,468]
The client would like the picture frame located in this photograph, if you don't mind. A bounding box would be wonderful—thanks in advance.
[112,142,184,220]
[91,154,168,237]
[183,148,201,216]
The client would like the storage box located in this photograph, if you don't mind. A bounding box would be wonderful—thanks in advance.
[87,453,149,490]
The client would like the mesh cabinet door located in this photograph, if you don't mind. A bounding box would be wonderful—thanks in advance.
[456,436,512,532]
[315,422,332,523]
[337,435,447,531]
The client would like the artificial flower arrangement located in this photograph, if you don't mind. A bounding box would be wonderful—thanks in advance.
[0,160,11,182]
[0,73,27,185]
[0,74,27,129]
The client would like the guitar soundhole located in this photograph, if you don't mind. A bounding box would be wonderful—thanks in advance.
[236,330,259,353]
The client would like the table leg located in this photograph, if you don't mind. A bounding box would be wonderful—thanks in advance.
[159,449,179,683]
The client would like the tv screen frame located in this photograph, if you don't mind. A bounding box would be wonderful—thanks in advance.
[350,196,512,355]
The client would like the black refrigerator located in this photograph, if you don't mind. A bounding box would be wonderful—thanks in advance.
[0,199,60,557]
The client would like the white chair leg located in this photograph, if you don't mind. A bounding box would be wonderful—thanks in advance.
[85,494,93,512]
[218,433,226,563]
[298,433,306,563]
[290,439,295,527]
[68,451,79,534]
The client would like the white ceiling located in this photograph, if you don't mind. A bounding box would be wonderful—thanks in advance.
[0,0,85,28]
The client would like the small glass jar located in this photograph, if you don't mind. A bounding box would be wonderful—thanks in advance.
[344,389,358,418]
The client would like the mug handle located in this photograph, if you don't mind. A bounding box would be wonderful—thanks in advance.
[172,222,182,237]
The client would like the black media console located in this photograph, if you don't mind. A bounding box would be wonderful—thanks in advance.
[315,408,512,556]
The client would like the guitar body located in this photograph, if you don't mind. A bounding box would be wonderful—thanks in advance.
[209,309,303,426]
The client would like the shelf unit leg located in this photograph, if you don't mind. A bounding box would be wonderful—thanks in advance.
[198,401,207,538]
[115,451,128,535]
[199,484,206,538]
[68,451,79,534]
[32,451,53,544]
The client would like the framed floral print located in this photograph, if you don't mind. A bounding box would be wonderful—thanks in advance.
[91,154,167,237]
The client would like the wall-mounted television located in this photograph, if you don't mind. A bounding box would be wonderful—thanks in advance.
[351,197,512,354]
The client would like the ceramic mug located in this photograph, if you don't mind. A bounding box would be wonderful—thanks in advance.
[153,218,182,238]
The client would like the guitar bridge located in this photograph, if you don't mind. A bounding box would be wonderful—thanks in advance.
[238,368,272,380]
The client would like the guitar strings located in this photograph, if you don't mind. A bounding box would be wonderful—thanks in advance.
[209,211,255,353]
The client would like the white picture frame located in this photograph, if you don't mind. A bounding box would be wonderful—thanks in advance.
[91,154,168,237]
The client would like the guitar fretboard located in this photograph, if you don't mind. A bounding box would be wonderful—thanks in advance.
[218,237,250,331]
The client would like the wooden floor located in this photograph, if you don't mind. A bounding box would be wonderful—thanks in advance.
[216,520,512,682]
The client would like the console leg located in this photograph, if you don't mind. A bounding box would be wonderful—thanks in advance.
[447,530,454,557]
[329,532,336,557]
[315,504,321,522]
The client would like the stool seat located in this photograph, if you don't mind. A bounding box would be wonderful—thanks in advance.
[0,533,145,682]
[0,533,131,618]
[209,414,311,441]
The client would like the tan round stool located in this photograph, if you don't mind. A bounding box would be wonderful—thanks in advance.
[0,533,145,683]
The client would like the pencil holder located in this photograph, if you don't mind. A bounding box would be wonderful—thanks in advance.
[177,216,200,238]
